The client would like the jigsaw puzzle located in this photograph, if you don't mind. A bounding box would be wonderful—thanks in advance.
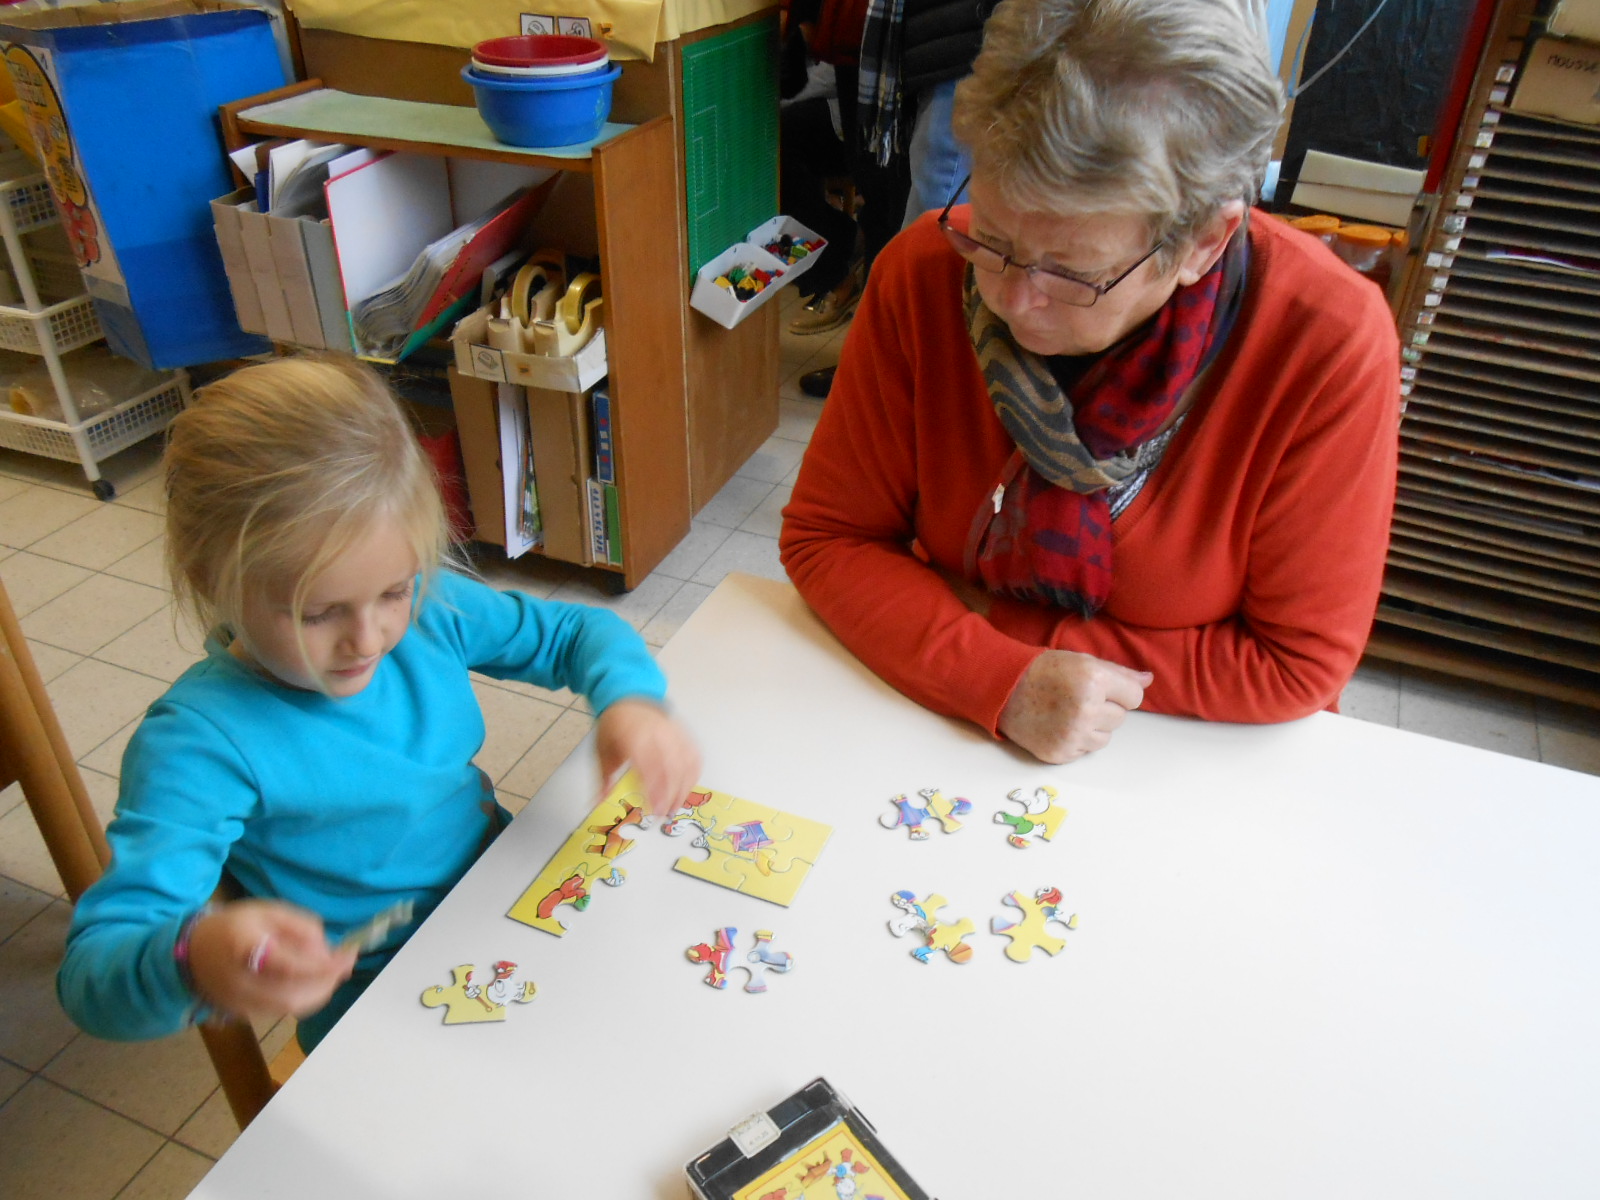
[994,786,1067,848]
[687,926,796,993]
[887,891,975,964]
[878,788,972,839]
[664,787,831,906]
[991,887,1079,962]
[729,1119,919,1200]
[420,961,538,1024]
[507,771,652,935]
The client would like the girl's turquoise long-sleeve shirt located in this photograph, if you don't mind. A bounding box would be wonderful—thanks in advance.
[58,570,666,1043]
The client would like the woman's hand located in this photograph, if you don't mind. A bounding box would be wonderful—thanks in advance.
[999,650,1153,763]
[594,698,703,817]
[186,900,358,1021]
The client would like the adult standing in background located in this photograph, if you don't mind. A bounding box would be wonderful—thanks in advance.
[898,0,1000,223]
[781,0,1400,764]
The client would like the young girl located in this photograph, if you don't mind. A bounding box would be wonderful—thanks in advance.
[57,356,700,1050]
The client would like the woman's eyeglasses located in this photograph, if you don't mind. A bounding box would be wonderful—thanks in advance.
[937,175,1163,308]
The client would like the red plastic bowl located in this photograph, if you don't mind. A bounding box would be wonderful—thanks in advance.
[472,34,607,68]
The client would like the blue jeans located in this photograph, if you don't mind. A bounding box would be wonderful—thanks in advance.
[903,78,972,228]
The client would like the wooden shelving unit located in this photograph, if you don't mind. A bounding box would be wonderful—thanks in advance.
[227,84,690,589]
[1377,0,1600,707]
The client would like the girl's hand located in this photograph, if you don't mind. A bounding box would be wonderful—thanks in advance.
[594,698,702,817]
[999,650,1152,763]
[186,900,358,1021]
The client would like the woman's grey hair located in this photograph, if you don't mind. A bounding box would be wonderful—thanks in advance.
[952,0,1284,268]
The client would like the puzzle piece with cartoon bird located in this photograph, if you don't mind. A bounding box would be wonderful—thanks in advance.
[991,886,1079,962]
[664,786,832,906]
[420,961,538,1024]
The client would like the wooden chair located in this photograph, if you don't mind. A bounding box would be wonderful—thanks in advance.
[0,577,284,1128]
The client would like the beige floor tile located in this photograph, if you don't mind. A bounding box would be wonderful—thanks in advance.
[20,573,169,655]
[117,1141,214,1200]
[0,875,52,943]
[92,436,168,499]
[642,581,715,648]
[0,450,87,488]
[95,609,206,684]
[0,901,81,1070]
[547,568,683,632]
[779,316,832,366]
[26,504,164,572]
[690,531,787,587]
[1398,667,1540,761]
[739,484,791,539]
[43,1027,219,1136]
[103,536,170,590]
[24,637,83,683]
[1340,660,1400,727]
[0,473,29,504]
[734,434,808,486]
[776,395,825,441]
[0,550,94,617]
[173,1088,238,1159]
[1535,698,1600,776]
[0,1076,164,1200]
[471,680,564,784]
[117,474,169,517]
[79,716,139,778]
[648,519,733,582]
[0,778,17,819]
[0,484,100,549]
[471,669,576,709]
[497,708,595,801]
[469,551,576,598]
[44,659,167,765]
[696,474,776,530]
[0,767,117,898]
[0,1057,27,1104]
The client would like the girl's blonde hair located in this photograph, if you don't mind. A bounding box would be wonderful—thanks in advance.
[164,354,454,645]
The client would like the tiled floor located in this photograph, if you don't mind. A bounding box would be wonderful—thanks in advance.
[2,290,1597,1199]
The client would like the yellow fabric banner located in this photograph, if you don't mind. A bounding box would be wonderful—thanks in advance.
[286,0,770,61]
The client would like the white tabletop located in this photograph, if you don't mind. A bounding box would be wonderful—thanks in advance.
[191,574,1600,1199]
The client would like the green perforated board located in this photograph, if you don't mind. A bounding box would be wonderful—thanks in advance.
[681,20,780,277]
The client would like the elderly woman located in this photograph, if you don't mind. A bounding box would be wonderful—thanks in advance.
[779,0,1399,763]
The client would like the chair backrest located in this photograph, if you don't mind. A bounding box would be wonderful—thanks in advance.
[0,576,277,1129]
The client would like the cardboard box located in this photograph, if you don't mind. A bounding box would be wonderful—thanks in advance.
[446,367,506,548]
[690,215,824,330]
[1511,36,1600,126]
[211,189,349,350]
[1548,0,1600,42]
[527,385,595,567]
[0,0,286,367]
[451,302,608,391]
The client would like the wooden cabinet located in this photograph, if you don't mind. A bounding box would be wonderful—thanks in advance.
[1376,0,1600,707]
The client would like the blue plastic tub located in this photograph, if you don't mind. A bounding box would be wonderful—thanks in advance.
[463,63,622,148]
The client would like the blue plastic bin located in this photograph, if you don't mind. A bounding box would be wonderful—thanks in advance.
[0,1,284,368]
[463,64,622,149]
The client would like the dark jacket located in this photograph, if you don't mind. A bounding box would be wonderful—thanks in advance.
[901,0,999,93]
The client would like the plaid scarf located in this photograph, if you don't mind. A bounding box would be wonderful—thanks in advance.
[857,0,906,166]
[963,228,1250,616]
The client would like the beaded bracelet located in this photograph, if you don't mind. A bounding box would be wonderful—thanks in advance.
[173,904,218,1025]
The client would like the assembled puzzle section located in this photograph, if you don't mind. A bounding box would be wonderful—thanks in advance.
[686,926,795,994]
[685,1076,932,1200]
[664,785,832,906]
[506,770,648,935]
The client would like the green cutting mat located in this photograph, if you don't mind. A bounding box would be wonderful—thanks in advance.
[681,19,780,277]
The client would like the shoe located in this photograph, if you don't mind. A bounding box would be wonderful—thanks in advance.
[788,267,861,336]
[799,366,835,398]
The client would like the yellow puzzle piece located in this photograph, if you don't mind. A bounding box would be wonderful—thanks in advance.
[507,771,649,935]
[995,785,1068,848]
[991,886,1079,962]
[664,786,831,907]
[420,962,537,1024]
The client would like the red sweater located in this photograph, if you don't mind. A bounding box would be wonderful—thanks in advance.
[780,210,1400,735]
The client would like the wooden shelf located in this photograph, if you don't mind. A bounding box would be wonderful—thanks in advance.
[1375,0,1600,708]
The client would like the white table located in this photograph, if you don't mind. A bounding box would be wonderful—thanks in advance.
[191,574,1600,1199]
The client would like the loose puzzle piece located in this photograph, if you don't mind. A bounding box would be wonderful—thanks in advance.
[991,886,1079,962]
[994,785,1068,848]
[686,927,795,993]
[420,961,538,1024]
[507,771,652,935]
[664,786,831,907]
[887,891,975,964]
[878,787,972,839]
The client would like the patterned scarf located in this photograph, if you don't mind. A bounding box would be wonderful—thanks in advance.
[857,0,906,167]
[963,227,1250,616]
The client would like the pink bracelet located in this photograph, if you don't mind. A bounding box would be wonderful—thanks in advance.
[173,905,217,1023]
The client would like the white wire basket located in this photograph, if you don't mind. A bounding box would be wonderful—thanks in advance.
[0,373,190,463]
[0,293,102,354]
